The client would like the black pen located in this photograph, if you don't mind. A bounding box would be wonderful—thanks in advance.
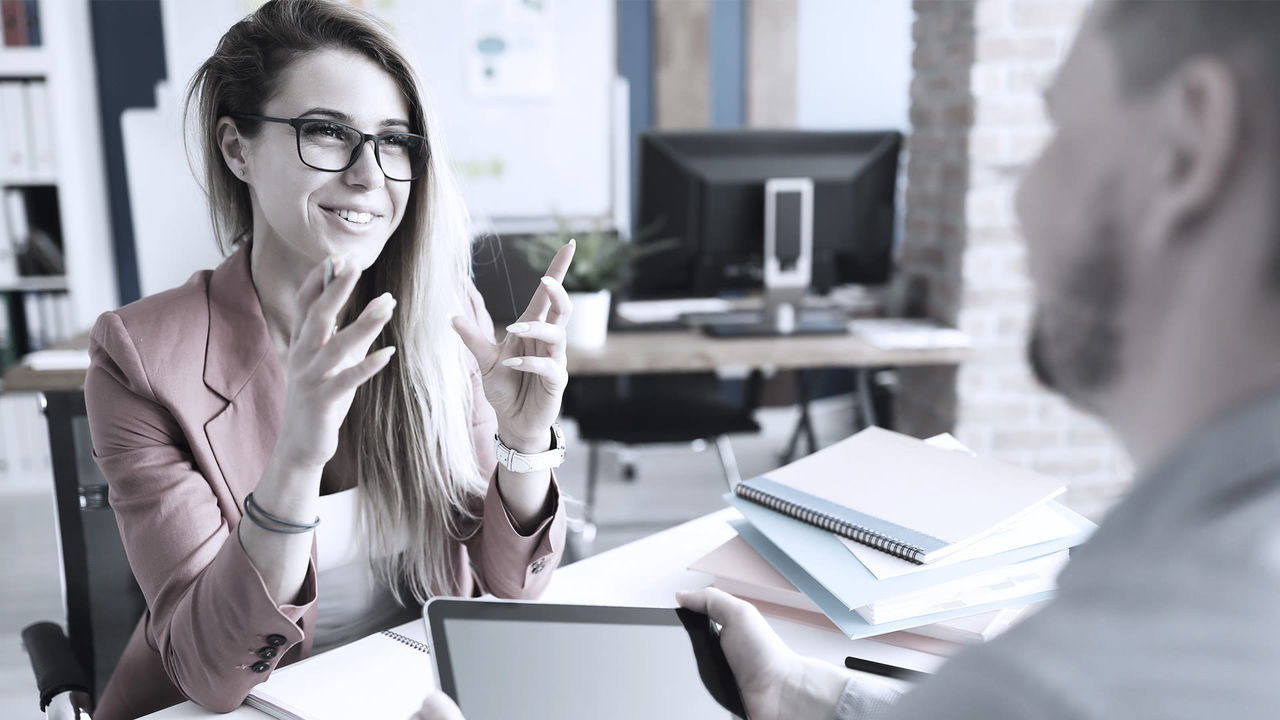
[844,656,931,682]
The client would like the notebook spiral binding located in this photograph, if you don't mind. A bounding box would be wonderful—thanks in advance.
[734,484,926,564]
[381,629,430,654]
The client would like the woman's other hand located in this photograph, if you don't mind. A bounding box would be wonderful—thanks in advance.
[275,254,398,469]
[452,240,576,453]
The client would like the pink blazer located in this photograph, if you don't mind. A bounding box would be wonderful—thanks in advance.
[84,246,565,720]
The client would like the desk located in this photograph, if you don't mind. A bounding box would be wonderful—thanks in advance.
[144,508,944,719]
[567,327,968,376]
[3,326,966,388]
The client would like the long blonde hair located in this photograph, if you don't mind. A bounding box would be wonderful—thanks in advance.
[186,0,487,603]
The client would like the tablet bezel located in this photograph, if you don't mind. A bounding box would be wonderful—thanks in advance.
[424,599,710,708]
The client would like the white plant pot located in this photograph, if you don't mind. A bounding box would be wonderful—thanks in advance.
[566,289,611,349]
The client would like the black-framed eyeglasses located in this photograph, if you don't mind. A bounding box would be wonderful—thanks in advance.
[232,114,429,182]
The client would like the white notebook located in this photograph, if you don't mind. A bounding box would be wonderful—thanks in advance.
[244,623,431,720]
[734,426,1066,564]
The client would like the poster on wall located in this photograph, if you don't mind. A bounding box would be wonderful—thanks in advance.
[464,0,555,100]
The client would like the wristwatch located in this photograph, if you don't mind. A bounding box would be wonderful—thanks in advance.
[495,424,566,473]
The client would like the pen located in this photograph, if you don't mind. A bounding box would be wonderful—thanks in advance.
[844,656,931,682]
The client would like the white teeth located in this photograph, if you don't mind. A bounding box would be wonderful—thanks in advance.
[335,209,374,224]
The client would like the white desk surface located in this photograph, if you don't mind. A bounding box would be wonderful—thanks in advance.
[146,508,945,718]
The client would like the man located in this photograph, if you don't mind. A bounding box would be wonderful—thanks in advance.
[416,1,1280,717]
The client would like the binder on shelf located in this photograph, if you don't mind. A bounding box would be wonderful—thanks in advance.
[1,0,28,47]
[23,0,39,46]
[0,82,31,177]
[21,290,41,351]
[25,80,54,176]
[733,426,1066,564]
[2,187,29,255]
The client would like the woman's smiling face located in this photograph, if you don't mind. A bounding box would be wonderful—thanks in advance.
[239,47,413,272]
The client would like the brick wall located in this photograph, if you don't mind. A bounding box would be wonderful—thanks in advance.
[897,0,1132,519]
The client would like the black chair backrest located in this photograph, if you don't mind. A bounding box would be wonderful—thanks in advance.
[43,390,146,703]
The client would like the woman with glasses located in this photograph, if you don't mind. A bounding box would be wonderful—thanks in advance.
[82,1,573,717]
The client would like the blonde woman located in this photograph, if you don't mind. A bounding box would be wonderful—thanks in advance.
[83,1,573,717]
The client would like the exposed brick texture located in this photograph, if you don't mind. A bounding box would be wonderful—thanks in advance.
[897,0,1132,520]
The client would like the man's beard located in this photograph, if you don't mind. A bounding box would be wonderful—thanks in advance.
[1026,200,1127,405]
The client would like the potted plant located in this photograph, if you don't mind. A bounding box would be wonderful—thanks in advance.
[516,217,678,349]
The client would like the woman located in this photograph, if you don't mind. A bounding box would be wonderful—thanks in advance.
[83,1,573,717]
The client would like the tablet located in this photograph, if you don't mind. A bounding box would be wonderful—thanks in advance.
[425,599,746,719]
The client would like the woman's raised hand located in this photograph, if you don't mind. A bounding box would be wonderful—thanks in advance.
[275,255,397,470]
[453,241,576,453]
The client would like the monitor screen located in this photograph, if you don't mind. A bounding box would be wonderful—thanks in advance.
[630,130,902,299]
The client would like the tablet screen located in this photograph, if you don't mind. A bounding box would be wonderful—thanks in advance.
[427,600,738,719]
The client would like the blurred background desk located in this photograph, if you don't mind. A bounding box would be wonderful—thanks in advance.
[568,326,967,375]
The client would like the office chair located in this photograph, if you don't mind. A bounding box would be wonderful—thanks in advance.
[563,371,762,558]
[21,390,146,717]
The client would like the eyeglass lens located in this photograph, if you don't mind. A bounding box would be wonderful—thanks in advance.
[297,120,427,181]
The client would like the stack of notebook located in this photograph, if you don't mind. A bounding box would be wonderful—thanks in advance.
[691,426,1095,643]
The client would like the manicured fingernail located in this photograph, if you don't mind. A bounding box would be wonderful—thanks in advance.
[374,346,397,361]
[540,276,556,287]
[502,357,524,367]
[568,237,576,247]
[371,292,396,319]
[506,322,530,334]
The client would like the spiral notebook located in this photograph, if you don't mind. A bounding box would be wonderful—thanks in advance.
[244,623,431,720]
[733,426,1066,564]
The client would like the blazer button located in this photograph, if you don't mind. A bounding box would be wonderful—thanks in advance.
[265,634,287,647]
[257,646,278,660]
[251,661,270,673]
[531,558,546,574]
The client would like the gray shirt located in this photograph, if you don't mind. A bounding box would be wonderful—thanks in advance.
[837,391,1280,719]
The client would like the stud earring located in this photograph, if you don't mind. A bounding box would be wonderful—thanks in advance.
[239,169,246,177]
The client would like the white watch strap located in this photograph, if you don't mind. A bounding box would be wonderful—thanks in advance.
[495,424,566,473]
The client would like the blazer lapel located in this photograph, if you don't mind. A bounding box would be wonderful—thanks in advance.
[203,245,285,514]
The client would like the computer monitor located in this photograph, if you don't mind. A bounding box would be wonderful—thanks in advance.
[629,130,902,305]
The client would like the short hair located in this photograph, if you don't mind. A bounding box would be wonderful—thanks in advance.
[1100,0,1280,100]
[1101,1,1280,286]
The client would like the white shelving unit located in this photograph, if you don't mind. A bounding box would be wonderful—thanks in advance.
[1,0,117,363]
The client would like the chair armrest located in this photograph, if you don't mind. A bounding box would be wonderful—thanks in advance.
[21,622,91,712]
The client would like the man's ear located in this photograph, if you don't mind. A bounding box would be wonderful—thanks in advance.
[216,116,250,179]
[1147,57,1242,244]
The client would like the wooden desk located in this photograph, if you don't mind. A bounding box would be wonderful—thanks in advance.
[145,509,942,719]
[0,332,89,392]
[568,327,968,375]
[3,324,968,389]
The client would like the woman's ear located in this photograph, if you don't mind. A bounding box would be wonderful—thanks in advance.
[216,116,250,180]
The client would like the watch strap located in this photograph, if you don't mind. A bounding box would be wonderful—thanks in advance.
[495,423,566,473]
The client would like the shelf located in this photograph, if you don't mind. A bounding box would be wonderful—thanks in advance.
[0,276,67,292]
[0,47,49,78]
[0,175,57,187]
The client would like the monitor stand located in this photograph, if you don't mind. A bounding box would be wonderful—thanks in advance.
[696,177,849,338]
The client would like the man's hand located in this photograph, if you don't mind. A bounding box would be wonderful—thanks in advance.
[676,587,850,720]
[410,692,465,720]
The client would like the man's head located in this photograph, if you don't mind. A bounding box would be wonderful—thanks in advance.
[1016,0,1280,456]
